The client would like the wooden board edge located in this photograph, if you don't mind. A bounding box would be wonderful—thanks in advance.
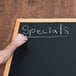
[3,18,76,76]
[3,19,20,76]
[17,18,76,22]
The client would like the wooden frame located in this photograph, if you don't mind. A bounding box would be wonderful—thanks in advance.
[3,18,76,76]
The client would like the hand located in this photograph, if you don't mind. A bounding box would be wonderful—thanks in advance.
[11,33,28,48]
[0,34,28,65]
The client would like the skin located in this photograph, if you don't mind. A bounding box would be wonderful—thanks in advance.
[0,34,28,66]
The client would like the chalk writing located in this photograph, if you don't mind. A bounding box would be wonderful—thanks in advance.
[19,23,70,38]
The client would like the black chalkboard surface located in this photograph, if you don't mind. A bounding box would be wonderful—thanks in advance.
[4,19,76,76]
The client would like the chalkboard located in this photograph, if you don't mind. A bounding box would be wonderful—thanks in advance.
[3,19,76,76]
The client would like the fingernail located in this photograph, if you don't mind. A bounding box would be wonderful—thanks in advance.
[25,36,28,41]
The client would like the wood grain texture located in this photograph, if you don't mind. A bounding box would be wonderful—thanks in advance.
[0,0,76,76]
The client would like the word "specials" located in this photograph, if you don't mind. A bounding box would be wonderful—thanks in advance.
[19,23,70,38]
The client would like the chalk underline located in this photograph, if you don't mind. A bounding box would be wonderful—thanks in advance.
[27,35,68,38]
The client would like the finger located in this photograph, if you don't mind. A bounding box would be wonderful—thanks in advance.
[18,33,28,41]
